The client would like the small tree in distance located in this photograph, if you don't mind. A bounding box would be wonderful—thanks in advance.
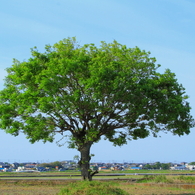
[0,37,194,180]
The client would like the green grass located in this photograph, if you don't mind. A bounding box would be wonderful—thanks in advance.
[0,178,195,195]
[58,181,128,195]
[105,169,195,174]
[137,175,174,183]
[1,169,195,176]
[136,174,195,184]
[177,175,195,183]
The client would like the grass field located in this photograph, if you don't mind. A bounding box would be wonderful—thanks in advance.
[0,178,195,195]
[1,171,195,194]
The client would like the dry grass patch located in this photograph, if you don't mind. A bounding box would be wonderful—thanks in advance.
[0,180,71,195]
[0,178,195,195]
[120,183,195,195]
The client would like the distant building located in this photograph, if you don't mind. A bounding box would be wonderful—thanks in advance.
[0,162,10,169]
[130,167,142,170]
[11,162,20,169]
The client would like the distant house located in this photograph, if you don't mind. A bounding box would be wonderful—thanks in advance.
[11,162,20,169]
[170,165,188,170]
[24,163,37,170]
[0,162,12,172]
[112,166,125,171]
[98,166,108,170]
[130,167,142,170]
[36,167,47,172]
[180,162,187,166]
[0,162,10,169]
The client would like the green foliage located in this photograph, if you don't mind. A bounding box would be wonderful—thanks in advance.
[178,175,195,183]
[58,181,128,195]
[38,161,63,169]
[143,162,171,170]
[189,162,195,165]
[0,37,194,180]
[73,155,80,161]
[153,175,173,183]
[138,175,173,183]
[139,175,195,184]
[0,37,193,147]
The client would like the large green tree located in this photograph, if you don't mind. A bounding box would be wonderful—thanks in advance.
[0,38,194,180]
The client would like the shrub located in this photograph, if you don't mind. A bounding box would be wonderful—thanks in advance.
[178,175,195,183]
[137,175,173,183]
[58,181,128,195]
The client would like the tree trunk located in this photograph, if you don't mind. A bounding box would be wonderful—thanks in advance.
[78,142,97,181]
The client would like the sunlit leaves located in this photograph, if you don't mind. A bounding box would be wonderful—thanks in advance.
[0,37,194,149]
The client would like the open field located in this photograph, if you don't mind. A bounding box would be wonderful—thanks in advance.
[1,169,195,176]
[1,172,195,195]
[1,169,195,180]
[0,179,195,195]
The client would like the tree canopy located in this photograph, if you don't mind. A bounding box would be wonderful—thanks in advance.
[0,37,194,180]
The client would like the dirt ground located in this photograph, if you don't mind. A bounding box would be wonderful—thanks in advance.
[0,180,67,195]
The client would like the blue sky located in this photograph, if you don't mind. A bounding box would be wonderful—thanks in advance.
[0,0,195,163]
